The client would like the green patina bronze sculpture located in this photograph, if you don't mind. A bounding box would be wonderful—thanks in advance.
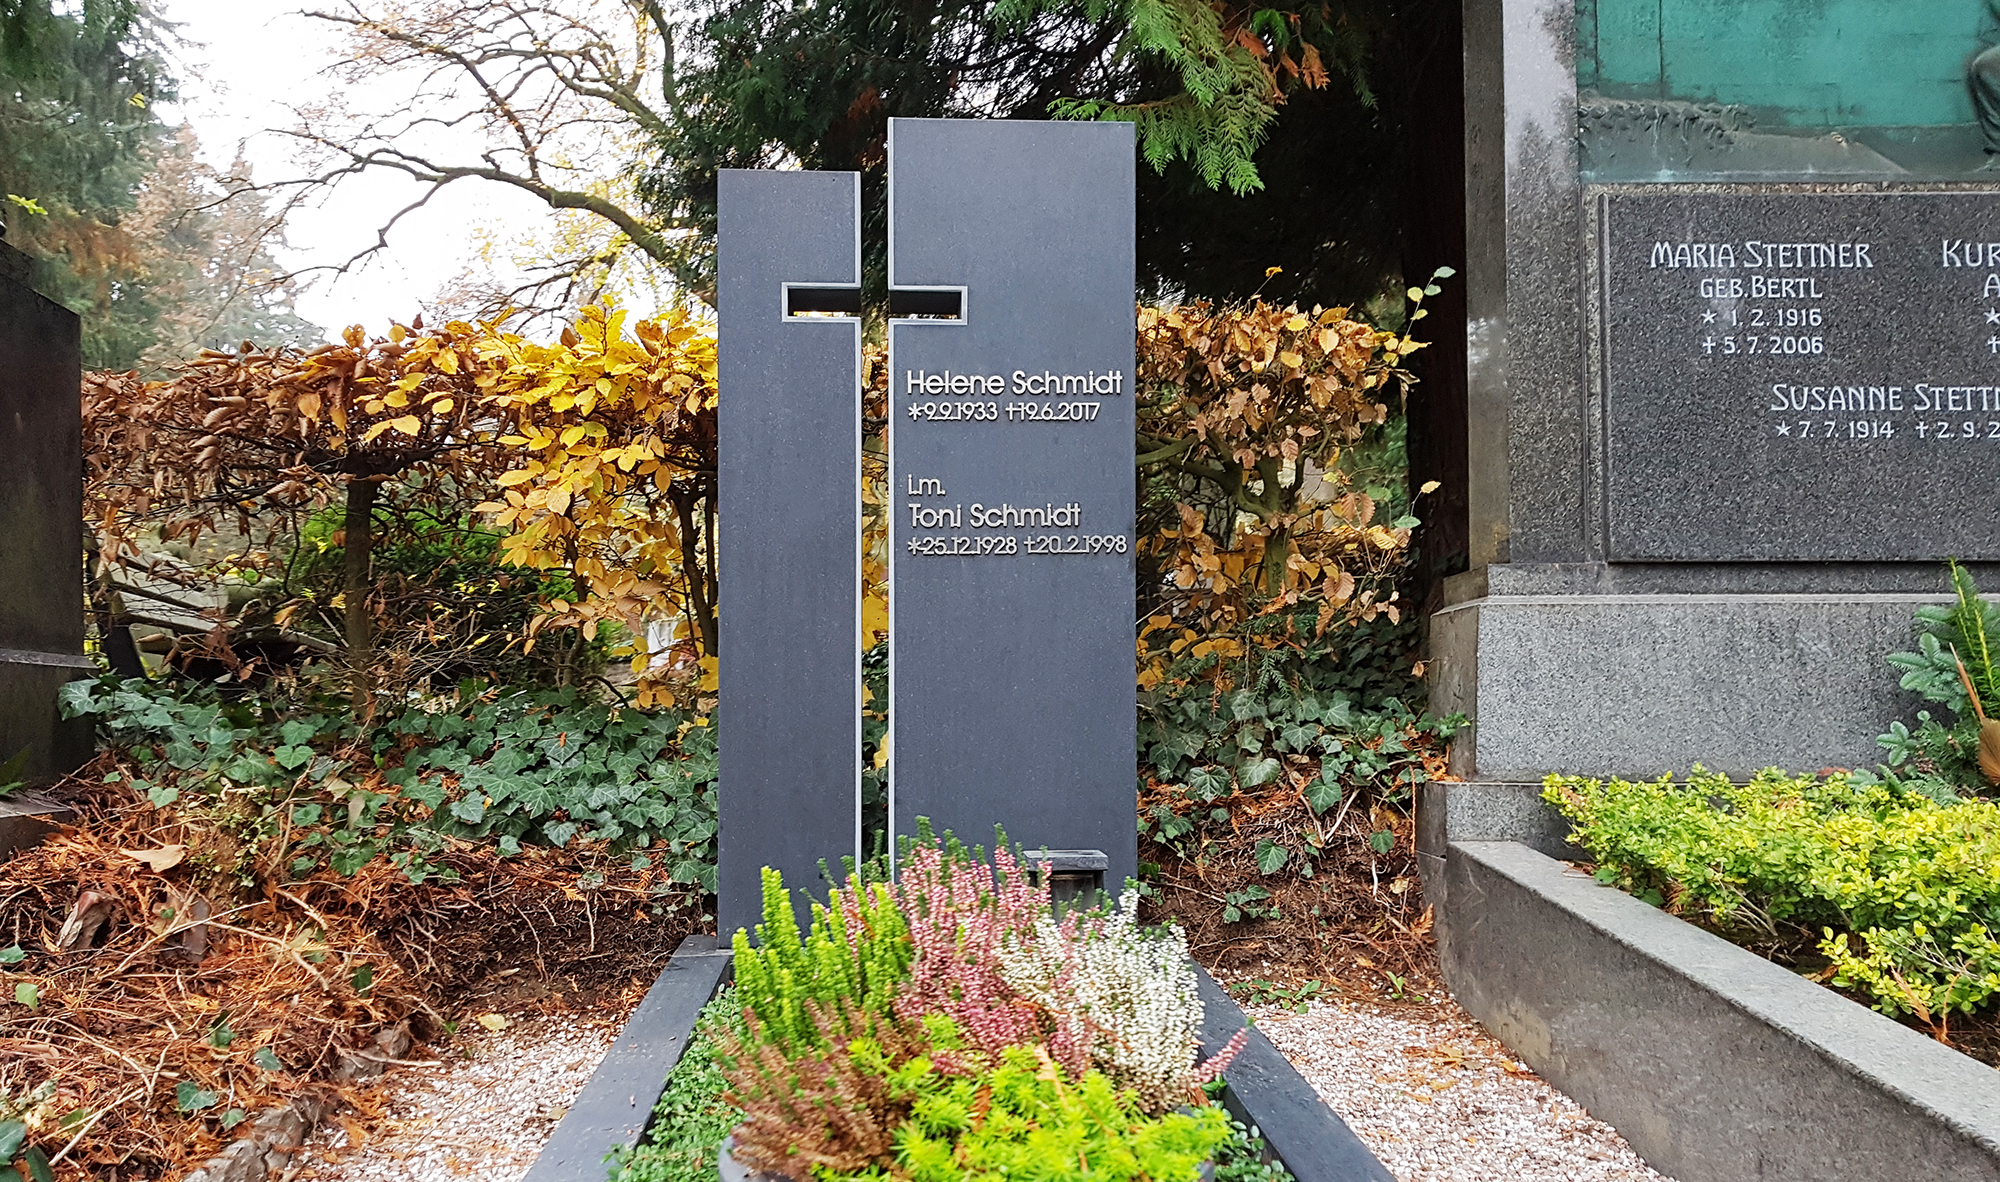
[1973,0,2000,155]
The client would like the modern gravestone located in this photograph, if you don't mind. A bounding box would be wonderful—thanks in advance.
[713,120,1137,932]
[715,171,863,935]
[0,240,91,787]
[1423,2,2000,887]
[886,118,1137,891]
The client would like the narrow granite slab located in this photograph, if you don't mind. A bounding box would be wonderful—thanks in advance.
[519,935,733,1182]
[1441,840,2000,1182]
[1193,965,1394,1182]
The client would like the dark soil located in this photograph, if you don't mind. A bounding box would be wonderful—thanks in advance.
[1139,778,1442,1007]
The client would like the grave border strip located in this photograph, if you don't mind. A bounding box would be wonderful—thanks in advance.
[1439,839,2000,1182]
[520,934,733,1182]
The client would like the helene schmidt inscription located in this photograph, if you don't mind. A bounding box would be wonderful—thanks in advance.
[888,118,1137,888]
[1601,192,2000,562]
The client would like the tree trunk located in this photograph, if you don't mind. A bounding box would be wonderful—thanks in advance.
[673,489,718,657]
[343,476,379,714]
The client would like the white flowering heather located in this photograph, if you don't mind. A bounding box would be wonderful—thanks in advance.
[998,889,1241,1113]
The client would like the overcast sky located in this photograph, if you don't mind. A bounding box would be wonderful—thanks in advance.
[153,1,561,341]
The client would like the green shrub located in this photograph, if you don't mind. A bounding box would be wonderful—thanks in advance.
[1547,767,2000,1022]
[728,865,912,1056]
[871,1043,1230,1182]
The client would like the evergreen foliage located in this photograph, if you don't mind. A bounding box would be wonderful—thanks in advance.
[1548,767,2000,1027]
[638,0,1410,304]
[57,674,719,886]
[1879,562,2000,795]
[607,996,741,1182]
[0,2,319,366]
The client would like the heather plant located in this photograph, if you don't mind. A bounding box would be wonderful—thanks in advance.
[719,1001,976,1177]
[1000,889,1247,1112]
[890,839,1052,1061]
[713,830,1249,1180]
[730,866,913,1056]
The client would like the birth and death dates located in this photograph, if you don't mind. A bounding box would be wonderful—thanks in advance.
[904,400,1103,422]
[1773,419,2000,440]
[904,533,1128,556]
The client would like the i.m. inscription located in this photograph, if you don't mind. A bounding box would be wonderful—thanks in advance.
[1600,191,2000,562]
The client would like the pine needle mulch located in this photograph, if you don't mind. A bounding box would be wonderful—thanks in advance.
[0,768,704,1181]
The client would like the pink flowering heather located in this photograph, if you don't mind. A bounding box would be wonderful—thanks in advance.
[890,842,1063,1061]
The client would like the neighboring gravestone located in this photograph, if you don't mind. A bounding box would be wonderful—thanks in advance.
[1602,192,2000,561]
[715,171,863,935]
[0,240,91,786]
[886,118,1137,890]
[1423,0,2000,880]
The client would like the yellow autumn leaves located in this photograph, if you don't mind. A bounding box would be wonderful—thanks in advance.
[84,305,721,707]
[1134,293,1431,691]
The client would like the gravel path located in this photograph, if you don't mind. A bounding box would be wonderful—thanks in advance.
[281,984,1666,1182]
[289,1012,625,1182]
[1249,996,1674,1182]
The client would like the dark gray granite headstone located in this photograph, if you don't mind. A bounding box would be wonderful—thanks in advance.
[716,171,862,934]
[1602,191,2000,561]
[0,244,91,783]
[886,118,1137,889]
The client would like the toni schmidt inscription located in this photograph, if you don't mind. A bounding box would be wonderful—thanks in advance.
[1601,192,2000,562]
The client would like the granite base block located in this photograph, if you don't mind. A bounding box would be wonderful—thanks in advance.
[1431,591,1934,781]
[521,935,733,1182]
[1439,840,2000,1182]
[1414,780,1575,859]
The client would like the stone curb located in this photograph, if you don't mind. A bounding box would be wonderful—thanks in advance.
[1438,840,2000,1182]
[180,1024,413,1182]
[520,933,734,1182]
[1194,964,1395,1182]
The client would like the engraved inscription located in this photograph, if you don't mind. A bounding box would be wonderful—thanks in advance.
[898,365,1131,555]
[1601,192,2000,561]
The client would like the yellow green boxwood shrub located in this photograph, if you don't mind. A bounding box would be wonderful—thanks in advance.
[1545,767,2000,1023]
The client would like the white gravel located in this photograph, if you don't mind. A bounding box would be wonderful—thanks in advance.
[1248,996,1675,1182]
[288,1013,625,1182]
[281,986,1667,1182]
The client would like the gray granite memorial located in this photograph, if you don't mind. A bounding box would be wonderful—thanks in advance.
[1423,0,2000,875]
[0,240,91,787]
[715,170,864,936]
[886,119,1138,891]
[715,118,1137,928]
